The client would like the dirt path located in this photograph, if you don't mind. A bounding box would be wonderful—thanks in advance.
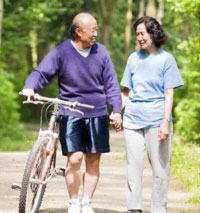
[0,131,199,213]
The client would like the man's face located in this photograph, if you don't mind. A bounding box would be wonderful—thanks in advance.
[76,18,98,48]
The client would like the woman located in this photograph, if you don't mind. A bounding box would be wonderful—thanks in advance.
[120,16,183,213]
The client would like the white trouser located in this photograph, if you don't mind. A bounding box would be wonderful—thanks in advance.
[124,125,173,213]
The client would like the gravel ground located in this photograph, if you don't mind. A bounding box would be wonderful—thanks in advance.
[0,130,199,213]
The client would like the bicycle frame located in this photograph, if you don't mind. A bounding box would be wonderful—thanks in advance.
[30,104,59,185]
[29,134,57,185]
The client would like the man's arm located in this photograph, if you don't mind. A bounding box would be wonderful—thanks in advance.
[22,48,60,96]
[102,54,122,114]
[102,51,122,131]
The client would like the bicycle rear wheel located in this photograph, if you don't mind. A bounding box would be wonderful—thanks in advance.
[19,137,56,213]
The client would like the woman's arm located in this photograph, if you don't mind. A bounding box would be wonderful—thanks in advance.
[121,87,130,109]
[159,88,174,142]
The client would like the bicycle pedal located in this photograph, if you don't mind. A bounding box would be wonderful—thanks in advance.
[11,183,21,191]
[55,168,65,176]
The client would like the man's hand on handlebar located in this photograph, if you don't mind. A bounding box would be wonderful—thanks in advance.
[21,89,35,100]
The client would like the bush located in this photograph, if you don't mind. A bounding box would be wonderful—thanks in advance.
[0,69,26,141]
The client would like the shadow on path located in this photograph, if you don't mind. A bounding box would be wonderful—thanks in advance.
[40,208,128,213]
[39,208,200,213]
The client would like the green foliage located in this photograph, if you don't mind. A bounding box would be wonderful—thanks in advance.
[2,0,85,121]
[109,0,130,77]
[0,69,27,141]
[175,99,200,142]
[171,137,200,206]
[162,0,200,143]
[164,0,200,17]
[1,0,200,145]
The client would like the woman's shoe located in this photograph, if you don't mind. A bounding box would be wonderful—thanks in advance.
[131,210,142,213]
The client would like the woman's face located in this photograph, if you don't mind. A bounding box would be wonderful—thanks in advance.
[136,23,155,52]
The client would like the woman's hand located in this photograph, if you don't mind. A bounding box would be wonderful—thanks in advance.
[158,120,169,142]
[110,112,122,132]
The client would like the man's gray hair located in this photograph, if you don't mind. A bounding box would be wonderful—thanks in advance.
[69,23,80,40]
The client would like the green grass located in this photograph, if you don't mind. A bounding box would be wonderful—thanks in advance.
[0,123,38,151]
[171,136,200,206]
[0,137,35,151]
[0,134,36,151]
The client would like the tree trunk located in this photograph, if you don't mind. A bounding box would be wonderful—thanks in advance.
[0,0,3,48]
[146,0,156,18]
[30,30,38,68]
[138,0,145,18]
[135,0,145,50]
[183,24,190,37]
[125,0,133,57]
[157,0,164,24]
[26,45,33,72]
[97,0,117,46]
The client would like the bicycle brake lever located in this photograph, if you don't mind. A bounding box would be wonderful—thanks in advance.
[23,101,44,104]
[64,107,84,115]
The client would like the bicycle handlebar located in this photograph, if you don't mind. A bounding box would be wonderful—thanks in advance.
[19,92,94,110]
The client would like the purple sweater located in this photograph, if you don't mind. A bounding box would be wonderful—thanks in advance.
[25,39,122,117]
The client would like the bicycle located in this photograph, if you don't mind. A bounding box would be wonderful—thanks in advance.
[13,93,94,213]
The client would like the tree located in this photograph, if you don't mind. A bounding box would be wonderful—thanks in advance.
[138,0,145,18]
[125,0,133,57]
[157,0,164,24]
[97,0,117,46]
[0,0,3,48]
[146,0,156,17]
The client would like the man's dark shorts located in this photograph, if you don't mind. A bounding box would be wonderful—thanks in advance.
[59,115,110,156]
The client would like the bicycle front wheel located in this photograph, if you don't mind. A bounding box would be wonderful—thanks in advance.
[19,137,55,213]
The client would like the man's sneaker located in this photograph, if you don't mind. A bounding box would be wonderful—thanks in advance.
[68,198,80,213]
[81,198,95,213]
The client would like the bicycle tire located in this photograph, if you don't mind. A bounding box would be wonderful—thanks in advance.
[19,137,55,213]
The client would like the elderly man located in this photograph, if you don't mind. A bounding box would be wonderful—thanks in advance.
[22,13,122,213]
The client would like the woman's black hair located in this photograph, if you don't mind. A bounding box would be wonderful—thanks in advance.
[133,16,168,48]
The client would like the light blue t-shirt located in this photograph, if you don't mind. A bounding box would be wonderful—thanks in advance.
[120,49,184,130]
